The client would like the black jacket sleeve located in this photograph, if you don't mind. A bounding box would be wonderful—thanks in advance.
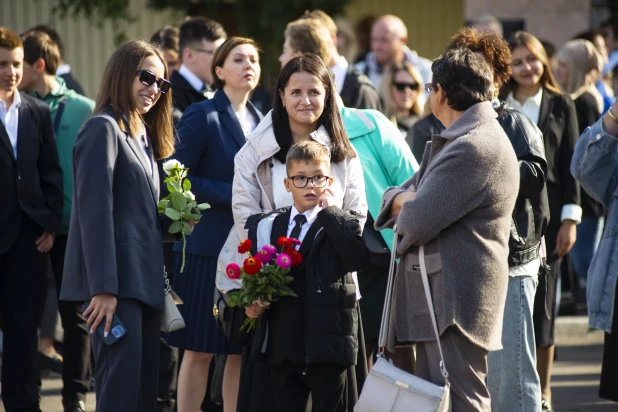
[496,104,548,199]
[560,95,581,207]
[574,92,600,135]
[316,206,369,272]
[340,67,382,111]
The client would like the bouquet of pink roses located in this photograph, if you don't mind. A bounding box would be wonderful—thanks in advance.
[225,237,303,332]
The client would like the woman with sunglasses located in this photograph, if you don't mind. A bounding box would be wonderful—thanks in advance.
[501,31,580,411]
[164,36,263,412]
[378,61,423,137]
[61,40,177,411]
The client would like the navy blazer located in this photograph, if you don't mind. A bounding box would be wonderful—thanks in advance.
[61,109,173,309]
[173,89,263,257]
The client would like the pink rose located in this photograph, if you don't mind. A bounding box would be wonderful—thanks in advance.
[275,253,292,269]
[256,250,274,264]
[226,263,241,279]
[262,244,277,255]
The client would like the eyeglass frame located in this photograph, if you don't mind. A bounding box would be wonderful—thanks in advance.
[425,82,437,94]
[135,70,171,94]
[286,175,332,188]
[192,47,216,55]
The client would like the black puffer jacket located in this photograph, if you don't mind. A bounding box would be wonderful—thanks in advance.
[496,101,550,266]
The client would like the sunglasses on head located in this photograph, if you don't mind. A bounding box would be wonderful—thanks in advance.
[136,70,171,94]
[393,82,419,91]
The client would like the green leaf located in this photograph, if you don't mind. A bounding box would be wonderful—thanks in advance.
[190,214,201,220]
[183,204,193,214]
[169,221,182,234]
[171,191,186,211]
[197,203,210,210]
[169,180,182,193]
[183,179,191,191]
[165,208,181,220]
[181,222,192,235]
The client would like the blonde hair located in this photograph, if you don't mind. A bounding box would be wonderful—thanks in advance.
[379,61,423,123]
[93,40,174,159]
[558,39,603,112]
[285,18,335,66]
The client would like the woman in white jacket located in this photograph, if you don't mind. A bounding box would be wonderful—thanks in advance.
[230,53,368,412]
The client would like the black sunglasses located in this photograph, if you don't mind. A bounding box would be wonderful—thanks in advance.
[393,82,419,91]
[136,70,171,94]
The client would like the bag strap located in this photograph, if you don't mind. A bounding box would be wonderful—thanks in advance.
[377,225,449,381]
[53,96,69,134]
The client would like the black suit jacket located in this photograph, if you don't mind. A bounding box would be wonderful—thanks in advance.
[170,70,207,115]
[61,109,174,309]
[340,65,382,111]
[0,93,63,254]
[536,89,581,253]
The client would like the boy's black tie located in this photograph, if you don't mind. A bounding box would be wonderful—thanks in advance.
[290,214,307,241]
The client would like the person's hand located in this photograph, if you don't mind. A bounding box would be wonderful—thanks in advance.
[318,188,337,209]
[556,219,577,257]
[186,220,195,233]
[35,231,54,253]
[390,191,416,217]
[245,302,266,319]
[84,293,117,336]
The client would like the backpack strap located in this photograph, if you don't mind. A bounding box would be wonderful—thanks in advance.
[53,96,69,134]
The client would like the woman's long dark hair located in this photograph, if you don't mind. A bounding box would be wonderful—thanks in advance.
[272,54,355,164]
[93,40,174,159]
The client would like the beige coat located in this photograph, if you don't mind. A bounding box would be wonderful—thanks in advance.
[216,111,367,292]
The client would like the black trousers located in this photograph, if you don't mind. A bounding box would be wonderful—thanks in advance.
[49,234,91,405]
[157,336,178,412]
[271,361,346,412]
[0,215,47,412]
[91,298,161,412]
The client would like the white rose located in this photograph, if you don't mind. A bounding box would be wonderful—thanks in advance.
[162,159,184,175]
[186,191,195,200]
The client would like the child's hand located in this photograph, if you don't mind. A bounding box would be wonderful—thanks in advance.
[245,302,266,319]
[318,188,337,208]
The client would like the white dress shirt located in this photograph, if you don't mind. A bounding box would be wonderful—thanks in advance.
[331,56,349,96]
[506,88,582,224]
[178,64,204,93]
[0,92,22,159]
[287,205,321,245]
[505,87,543,125]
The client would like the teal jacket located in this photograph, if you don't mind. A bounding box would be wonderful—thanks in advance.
[33,77,94,234]
[341,107,419,248]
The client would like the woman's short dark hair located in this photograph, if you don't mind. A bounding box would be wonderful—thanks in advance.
[211,37,260,90]
[431,48,494,111]
[93,40,174,159]
[272,53,356,164]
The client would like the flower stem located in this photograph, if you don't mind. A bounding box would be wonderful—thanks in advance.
[180,231,186,273]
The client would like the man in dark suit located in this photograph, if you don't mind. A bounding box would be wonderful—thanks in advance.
[171,17,227,118]
[0,27,63,412]
[30,25,86,96]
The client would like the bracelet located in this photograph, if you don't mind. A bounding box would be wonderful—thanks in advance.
[608,108,618,124]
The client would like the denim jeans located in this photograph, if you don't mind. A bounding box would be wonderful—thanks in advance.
[570,215,604,289]
[487,275,541,412]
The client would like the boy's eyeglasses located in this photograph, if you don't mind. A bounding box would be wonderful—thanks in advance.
[136,70,171,94]
[393,82,419,91]
[287,175,330,188]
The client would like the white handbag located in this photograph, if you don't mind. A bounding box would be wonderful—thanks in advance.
[161,266,186,333]
[355,225,451,412]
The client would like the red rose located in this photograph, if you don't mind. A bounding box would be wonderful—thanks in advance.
[289,238,302,246]
[283,247,303,267]
[277,236,291,247]
[238,239,253,254]
[243,257,262,275]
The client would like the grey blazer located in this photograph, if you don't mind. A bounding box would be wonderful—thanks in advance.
[61,110,172,309]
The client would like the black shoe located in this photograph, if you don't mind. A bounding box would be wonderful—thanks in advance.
[64,400,86,412]
[38,351,63,374]
[541,398,553,411]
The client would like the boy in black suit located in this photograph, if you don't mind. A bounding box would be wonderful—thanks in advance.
[245,140,368,412]
[0,27,63,412]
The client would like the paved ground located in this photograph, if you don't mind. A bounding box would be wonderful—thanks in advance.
[2,316,617,411]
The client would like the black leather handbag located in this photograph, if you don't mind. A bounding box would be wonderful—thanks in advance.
[213,288,250,346]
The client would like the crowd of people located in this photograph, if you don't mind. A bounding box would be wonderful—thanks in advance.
[1,8,618,412]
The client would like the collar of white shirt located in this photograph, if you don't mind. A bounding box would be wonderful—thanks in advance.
[506,87,543,110]
[178,64,205,93]
[56,64,71,76]
[288,205,321,234]
[0,90,22,111]
[331,56,349,95]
